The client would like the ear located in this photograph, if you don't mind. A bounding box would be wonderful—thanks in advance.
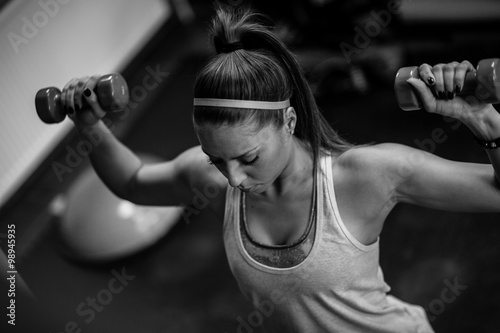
[284,107,296,134]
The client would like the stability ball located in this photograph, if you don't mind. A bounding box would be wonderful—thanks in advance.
[59,155,183,262]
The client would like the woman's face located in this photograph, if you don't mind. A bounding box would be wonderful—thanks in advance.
[197,121,292,194]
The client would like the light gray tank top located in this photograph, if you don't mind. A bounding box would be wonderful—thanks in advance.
[222,152,434,332]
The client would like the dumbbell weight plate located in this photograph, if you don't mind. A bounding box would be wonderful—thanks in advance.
[96,73,129,111]
[35,87,67,124]
[394,66,422,111]
[475,58,500,104]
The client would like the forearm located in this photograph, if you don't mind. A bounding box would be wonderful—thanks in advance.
[76,120,142,199]
[463,105,500,185]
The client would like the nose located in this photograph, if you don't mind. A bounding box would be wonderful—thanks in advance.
[226,163,246,188]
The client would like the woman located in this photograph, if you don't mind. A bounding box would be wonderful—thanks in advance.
[63,5,500,332]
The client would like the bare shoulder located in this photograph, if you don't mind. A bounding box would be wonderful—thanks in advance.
[175,145,228,217]
[328,143,419,243]
[175,146,226,186]
[332,142,420,204]
[334,143,413,176]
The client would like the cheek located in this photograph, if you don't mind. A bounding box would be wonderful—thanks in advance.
[266,137,288,164]
[255,151,285,180]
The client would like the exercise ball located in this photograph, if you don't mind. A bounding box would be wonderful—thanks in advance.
[59,155,183,262]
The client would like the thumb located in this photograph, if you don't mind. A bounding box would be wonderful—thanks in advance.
[406,78,437,112]
[83,88,106,120]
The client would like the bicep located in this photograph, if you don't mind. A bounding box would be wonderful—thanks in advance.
[395,146,500,212]
[127,146,226,207]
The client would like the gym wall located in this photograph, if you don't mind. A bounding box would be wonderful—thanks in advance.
[0,0,171,207]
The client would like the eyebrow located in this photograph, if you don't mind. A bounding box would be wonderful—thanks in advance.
[202,146,259,160]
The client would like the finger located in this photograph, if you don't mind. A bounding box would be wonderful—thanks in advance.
[82,75,99,104]
[64,78,79,116]
[73,76,89,112]
[432,64,445,99]
[83,76,106,120]
[87,75,100,88]
[61,78,76,113]
[454,60,474,94]
[418,63,436,87]
[406,77,437,113]
[443,62,457,99]
[82,75,99,102]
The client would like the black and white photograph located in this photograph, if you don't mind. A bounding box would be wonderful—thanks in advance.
[1,0,500,332]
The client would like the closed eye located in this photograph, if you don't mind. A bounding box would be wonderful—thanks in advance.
[206,156,259,166]
[242,156,259,166]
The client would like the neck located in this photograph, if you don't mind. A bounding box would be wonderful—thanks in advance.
[257,137,314,200]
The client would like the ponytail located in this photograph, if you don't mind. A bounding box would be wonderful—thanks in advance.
[193,4,354,168]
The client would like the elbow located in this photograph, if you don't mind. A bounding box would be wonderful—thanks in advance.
[113,188,135,203]
[104,182,135,203]
[108,166,142,203]
[120,170,142,203]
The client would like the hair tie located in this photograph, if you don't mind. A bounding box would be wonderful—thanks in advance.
[219,41,244,53]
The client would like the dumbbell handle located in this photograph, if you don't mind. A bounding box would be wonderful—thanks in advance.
[35,74,129,124]
[395,58,500,111]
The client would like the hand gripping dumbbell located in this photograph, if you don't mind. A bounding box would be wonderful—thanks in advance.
[395,58,500,111]
[35,73,129,123]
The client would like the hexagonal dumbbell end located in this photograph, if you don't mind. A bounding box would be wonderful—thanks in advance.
[475,58,500,104]
[35,73,129,124]
[394,58,500,111]
[394,66,421,111]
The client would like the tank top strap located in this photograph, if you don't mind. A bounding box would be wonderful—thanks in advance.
[319,151,379,252]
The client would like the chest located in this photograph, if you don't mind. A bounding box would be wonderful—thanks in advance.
[244,187,314,246]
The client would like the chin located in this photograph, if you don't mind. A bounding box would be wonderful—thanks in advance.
[249,184,267,194]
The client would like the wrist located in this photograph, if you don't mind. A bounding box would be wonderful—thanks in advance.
[462,105,500,141]
[75,117,102,129]
[75,119,108,138]
[75,121,97,133]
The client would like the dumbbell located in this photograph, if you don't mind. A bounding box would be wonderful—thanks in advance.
[35,73,129,123]
[395,58,500,111]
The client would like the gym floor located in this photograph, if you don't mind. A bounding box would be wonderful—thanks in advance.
[2,1,500,332]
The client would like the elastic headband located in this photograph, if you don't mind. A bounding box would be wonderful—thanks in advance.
[193,98,290,110]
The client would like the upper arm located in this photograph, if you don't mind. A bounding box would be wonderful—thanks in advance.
[126,145,227,209]
[338,142,500,215]
[332,143,500,244]
[392,144,500,212]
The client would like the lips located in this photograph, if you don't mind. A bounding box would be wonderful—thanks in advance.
[238,186,253,192]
